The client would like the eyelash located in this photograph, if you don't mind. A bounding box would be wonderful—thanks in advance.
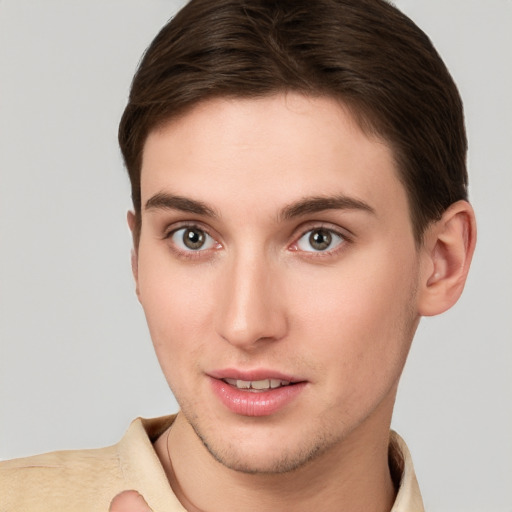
[163,223,222,260]
[291,226,349,257]
[163,223,351,260]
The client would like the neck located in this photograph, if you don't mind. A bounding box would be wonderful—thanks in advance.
[154,412,396,512]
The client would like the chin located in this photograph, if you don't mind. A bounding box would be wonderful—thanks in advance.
[191,417,338,475]
[205,440,328,475]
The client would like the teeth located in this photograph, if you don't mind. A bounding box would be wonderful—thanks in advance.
[237,379,251,389]
[251,379,271,390]
[270,379,282,389]
[224,378,291,390]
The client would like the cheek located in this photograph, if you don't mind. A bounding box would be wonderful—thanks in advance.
[136,251,217,372]
[289,251,418,390]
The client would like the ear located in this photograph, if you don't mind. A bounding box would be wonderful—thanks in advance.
[127,211,140,298]
[417,200,476,316]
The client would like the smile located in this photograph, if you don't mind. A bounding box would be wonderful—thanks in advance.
[223,378,291,391]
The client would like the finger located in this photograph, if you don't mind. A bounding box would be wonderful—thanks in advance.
[109,490,153,512]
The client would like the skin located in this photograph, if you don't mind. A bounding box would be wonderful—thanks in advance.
[110,491,152,512]
[124,93,476,512]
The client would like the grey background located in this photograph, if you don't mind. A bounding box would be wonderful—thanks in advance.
[0,1,510,510]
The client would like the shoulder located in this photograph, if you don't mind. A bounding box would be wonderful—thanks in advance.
[0,444,125,511]
[0,416,175,512]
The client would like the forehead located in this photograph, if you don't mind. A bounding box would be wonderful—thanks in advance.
[140,93,408,225]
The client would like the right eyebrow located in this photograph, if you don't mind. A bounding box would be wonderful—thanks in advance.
[145,192,218,218]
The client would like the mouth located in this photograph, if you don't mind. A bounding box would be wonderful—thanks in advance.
[222,378,292,391]
[209,370,306,416]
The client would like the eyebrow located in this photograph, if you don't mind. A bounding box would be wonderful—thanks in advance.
[145,192,218,218]
[280,195,375,220]
[144,192,374,220]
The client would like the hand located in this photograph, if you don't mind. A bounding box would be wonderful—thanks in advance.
[109,490,152,512]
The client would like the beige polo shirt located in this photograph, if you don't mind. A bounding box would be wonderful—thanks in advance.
[0,416,424,511]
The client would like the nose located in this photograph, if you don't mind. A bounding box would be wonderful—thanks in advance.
[215,250,288,350]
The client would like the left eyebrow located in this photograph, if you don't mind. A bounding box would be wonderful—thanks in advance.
[280,195,375,220]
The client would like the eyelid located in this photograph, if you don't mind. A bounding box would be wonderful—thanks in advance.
[172,227,217,251]
[163,222,222,258]
[289,222,352,255]
[163,220,217,240]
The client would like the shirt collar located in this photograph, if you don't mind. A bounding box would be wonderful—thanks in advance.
[121,417,424,511]
[389,431,425,512]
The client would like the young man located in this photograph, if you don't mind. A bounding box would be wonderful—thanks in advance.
[1,1,476,511]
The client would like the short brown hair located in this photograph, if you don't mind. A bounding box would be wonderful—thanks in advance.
[119,0,468,243]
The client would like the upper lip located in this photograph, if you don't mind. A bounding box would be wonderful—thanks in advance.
[208,368,302,383]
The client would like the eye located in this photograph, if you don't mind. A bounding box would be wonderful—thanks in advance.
[170,227,218,251]
[295,228,344,253]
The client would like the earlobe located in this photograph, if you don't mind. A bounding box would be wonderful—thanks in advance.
[418,200,476,317]
[127,211,140,298]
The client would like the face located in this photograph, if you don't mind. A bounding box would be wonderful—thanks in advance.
[134,93,423,474]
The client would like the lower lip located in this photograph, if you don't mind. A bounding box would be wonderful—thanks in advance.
[210,378,306,417]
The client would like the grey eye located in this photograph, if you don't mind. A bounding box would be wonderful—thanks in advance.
[296,228,344,252]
